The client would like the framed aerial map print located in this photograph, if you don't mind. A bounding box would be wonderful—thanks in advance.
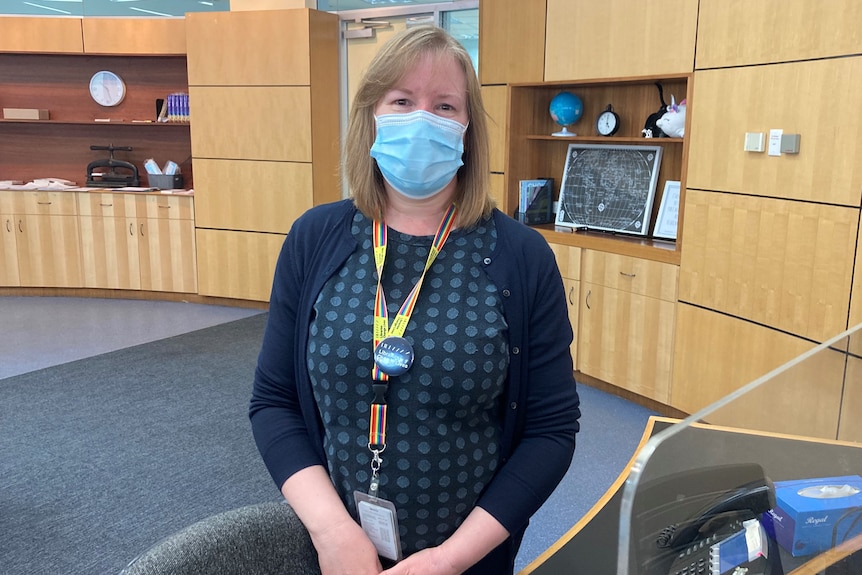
[555,144,663,235]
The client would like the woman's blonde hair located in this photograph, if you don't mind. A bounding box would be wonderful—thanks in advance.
[345,25,494,227]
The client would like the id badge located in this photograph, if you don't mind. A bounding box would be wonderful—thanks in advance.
[354,491,403,561]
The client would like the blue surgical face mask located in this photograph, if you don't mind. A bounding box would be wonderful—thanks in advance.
[370,110,468,200]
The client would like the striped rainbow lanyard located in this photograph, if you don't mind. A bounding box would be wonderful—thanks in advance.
[367,203,458,470]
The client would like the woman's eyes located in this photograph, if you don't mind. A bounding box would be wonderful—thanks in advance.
[388,98,457,113]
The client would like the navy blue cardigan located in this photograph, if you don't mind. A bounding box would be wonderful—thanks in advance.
[250,199,580,536]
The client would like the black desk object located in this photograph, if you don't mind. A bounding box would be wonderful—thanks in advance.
[521,417,862,575]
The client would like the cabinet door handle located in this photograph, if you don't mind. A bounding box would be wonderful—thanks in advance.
[5,218,10,233]
[100,203,113,208]
[619,271,636,278]
[140,223,145,237]
[18,219,23,233]
[585,289,591,310]
[568,285,576,305]
[37,201,52,205]
[129,223,134,236]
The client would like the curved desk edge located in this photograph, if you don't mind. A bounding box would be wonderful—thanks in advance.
[519,416,679,575]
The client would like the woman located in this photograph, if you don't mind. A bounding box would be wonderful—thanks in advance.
[250,25,580,575]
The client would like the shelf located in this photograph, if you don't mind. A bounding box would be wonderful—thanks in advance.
[534,225,680,265]
[0,51,192,189]
[506,74,691,259]
[511,73,692,89]
[0,119,190,127]
[526,135,684,144]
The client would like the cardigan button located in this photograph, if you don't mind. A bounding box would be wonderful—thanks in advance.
[512,346,520,355]
[502,289,511,297]
[510,402,518,410]
[483,257,491,265]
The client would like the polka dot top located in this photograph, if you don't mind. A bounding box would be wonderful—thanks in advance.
[307,210,509,554]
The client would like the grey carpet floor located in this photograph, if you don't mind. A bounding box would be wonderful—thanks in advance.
[1,312,655,574]
[1,314,279,575]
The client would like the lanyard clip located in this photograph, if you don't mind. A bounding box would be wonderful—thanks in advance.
[368,445,385,498]
[371,446,386,475]
[372,383,388,405]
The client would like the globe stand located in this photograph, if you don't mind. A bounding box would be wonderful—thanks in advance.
[552,126,577,137]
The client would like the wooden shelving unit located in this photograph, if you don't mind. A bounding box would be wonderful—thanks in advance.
[0,52,192,188]
[506,74,691,264]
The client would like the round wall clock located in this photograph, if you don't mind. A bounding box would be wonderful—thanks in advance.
[596,104,620,136]
[89,70,126,107]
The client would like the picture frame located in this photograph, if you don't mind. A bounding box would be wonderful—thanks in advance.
[554,143,663,236]
[654,180,681,240]
[517,178,555,225]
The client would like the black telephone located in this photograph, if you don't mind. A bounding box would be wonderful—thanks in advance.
[634,463,785,575]
[661,479,782,575]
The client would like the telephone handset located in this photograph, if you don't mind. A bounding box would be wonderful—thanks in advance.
[660,478,784,575]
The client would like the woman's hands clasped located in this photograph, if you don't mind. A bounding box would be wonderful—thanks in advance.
[313,517,383,575]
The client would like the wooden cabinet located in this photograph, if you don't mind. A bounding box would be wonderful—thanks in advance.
[672,2,862,421]
[548,243,582,369]
[672,303,847,439]
[478,0,545,85]
[137,195,197,293]
[0,16,185,55]
[507,75,690,264]
[81,18,186,56]
[578,251,677,403]
[544,0,698,81]
[78,192,141,289]
[0,17,83,53]
[481,85,508,174]
[0,193,20,286]
[0,191,82,288]
[187,9,339,302]
[78,192,196,293]
[686,58,862,207]
[680,190,857,342]
[840,356,862,442]
[481,85,508,209]
[696,0,862,69]
[195,228,284,302]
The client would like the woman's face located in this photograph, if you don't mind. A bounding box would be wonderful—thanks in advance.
[374,52,468,126]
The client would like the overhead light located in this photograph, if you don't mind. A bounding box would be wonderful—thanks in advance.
[406,15,435,27]
[22,2,73,15]
[129,7,175,16]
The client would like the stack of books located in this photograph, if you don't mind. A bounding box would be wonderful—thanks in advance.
[159,92,190,123]
[516,178,555,225]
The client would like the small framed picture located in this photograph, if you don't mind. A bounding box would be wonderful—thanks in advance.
[654,180,681,240]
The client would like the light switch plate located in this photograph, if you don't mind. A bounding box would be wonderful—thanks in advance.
[744,132,765,152]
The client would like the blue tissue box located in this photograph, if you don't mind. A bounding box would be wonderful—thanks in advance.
[762,475,862,557]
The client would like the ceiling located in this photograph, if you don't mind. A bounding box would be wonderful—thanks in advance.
[0,0,459,17]
[0,0,477,45]
[0,0,226,17]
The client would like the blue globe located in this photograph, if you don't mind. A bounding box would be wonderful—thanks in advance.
[549,91,583,136]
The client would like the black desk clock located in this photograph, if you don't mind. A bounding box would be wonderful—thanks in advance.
[596,104,620,136]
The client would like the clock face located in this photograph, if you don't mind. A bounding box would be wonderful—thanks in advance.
[596,110,620,136]
[89,70,126,107]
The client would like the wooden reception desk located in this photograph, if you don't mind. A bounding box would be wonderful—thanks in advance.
[521,417,862,575]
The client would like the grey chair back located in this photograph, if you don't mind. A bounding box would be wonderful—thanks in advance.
[120,500,321,575]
